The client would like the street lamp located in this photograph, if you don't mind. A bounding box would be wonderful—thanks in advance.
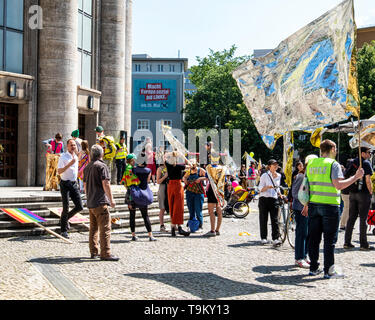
[215,115,221,152]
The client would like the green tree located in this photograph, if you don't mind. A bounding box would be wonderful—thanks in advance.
[358,40,375,119]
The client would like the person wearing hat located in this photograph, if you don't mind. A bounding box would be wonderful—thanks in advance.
[130,153,157,241]
[115,136,128,185]
[257,159,283,246]
[71,129,82,154]
[95,126,104,142]
[344,146,374,251]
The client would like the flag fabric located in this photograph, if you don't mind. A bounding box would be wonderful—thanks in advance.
[310,127,328,148]
[283,132,294,187]
[48,207,89,224]
[349,116,375,149]
[233,0,359,149]
[1,208,46,224]
[162,125,189,156]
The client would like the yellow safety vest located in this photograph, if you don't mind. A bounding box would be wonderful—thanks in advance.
[306,157,341,206]
[115,142,127,160]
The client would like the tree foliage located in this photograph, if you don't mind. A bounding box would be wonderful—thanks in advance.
[358,40,375,119]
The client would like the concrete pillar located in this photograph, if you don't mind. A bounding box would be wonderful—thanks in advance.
[37,0,78,185]
[124,0,133,146]
[99,0,126,140]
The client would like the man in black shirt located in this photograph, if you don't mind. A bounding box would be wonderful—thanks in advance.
[344,147,374,251]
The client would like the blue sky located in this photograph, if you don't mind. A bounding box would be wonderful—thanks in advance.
[133,0,375,67]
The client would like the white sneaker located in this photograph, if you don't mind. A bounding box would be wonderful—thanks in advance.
[260,239,268,245]
[272,239,282,246]
[324,265,345,279]
[295,259,310,269]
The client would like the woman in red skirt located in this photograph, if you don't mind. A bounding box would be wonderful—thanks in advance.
[165,151,190,237]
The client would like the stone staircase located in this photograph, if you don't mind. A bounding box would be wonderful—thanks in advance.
[0,187,209,238]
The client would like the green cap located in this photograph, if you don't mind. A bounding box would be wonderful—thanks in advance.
[71,129,80,138]
[95,126,104,133]
[126,153,137,160]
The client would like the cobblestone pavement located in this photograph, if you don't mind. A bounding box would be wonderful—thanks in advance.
[0,200,374,300]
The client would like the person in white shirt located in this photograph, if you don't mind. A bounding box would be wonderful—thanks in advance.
[258,159,282,246]
[57,139,83,239]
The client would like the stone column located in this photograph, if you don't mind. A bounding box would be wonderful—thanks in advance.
[37,0,78,185]
[124,0,133,145]
[99,0,126,140]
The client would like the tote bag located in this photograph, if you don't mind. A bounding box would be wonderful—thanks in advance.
[130,186,153,207]
[298,175,310,206]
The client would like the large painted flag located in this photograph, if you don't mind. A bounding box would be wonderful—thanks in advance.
[233,0,360,149]
[1,208,46,224]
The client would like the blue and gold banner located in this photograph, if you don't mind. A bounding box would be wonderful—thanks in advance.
[233,0,360,149]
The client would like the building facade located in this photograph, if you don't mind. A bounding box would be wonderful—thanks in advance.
[0,0,132,187]
[357,25,375,48]
[131,54,188,151]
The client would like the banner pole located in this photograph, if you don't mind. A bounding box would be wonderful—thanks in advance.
[33,222,73,244]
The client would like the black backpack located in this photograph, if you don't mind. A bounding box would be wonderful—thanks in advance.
[343,160,359,193]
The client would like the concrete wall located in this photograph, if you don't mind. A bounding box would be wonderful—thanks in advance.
[37,0,79,185]
[124,0,133,145]
[99,0,125,140]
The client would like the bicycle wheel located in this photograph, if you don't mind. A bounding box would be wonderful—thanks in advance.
[232,202,250,218]
[286,210,296,248]
[277,206,287,244]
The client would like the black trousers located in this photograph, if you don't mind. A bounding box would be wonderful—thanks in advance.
[129,207,152,233]
[116,159,126,184]
[345,192,372,247]
[258,197,280,240]
[59,180,83,233]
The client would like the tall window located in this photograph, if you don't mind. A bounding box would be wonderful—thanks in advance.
[158,64,164,72]
[78,0,92,88]
[0,0,24,74]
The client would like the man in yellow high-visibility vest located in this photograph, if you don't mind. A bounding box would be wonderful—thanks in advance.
[115,136,128,185]
[303,139,364,279]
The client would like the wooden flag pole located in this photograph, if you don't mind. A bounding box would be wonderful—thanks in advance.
[33,222,73,244]
[358,117,362,168]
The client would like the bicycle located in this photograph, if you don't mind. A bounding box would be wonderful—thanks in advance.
[274,187,296,248]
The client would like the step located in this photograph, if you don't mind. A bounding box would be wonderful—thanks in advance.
[0,204,209,229]
[0,211,210,238]
[0,200,208,221]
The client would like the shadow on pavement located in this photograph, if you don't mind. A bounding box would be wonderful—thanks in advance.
[227,241,262,248]
[360,263,375,268]
[28,256,96,265]
[125,272,278,299]
[8,236,61,243]
[253,265,324,288]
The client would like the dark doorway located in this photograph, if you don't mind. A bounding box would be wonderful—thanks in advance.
[0,103,18,180]
[78,114,85,140]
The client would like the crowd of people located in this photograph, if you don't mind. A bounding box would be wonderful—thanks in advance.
[43,130,374,279]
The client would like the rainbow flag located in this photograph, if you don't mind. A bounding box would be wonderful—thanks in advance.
[0,208,46,224]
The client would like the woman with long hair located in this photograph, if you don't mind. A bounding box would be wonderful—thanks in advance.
[156,155,169,233]
[165,151,190,237]
[183,159,206,232]
[291,158,315,268]
[78,140,90,193]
